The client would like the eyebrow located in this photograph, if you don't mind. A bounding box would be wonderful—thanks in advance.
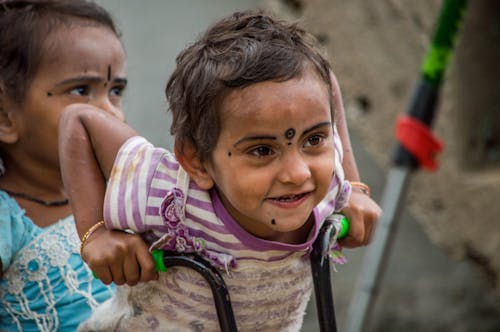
[54,75,128,87]
[302,121,332,136]
[233,121,332,147]
[234,135,277,147]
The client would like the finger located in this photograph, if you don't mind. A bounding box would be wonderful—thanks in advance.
[339,218,364,247]
[363,209,382,244]
[93,266,113,285]
[340,235,361,248]
[109,259,126,286]
[364,217,376,244]
[137,250,158,282]
[123,255,141,286]
[347,216,365,247]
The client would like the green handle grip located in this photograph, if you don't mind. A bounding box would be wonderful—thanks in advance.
[337,215,350,239]
[152,249,167,272]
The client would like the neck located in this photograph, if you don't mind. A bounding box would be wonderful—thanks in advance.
[0,155,65,198]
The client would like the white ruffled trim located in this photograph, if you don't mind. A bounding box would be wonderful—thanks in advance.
[0,217,111,332]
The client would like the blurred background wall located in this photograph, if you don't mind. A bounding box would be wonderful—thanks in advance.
[96,1,500,331]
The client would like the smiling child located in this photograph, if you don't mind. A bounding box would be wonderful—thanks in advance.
[59,9,376,331]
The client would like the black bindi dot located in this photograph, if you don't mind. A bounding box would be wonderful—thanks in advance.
[107,65,111,81]
[227,151,232,157]
[285,128,296,140]
[271,219,276,225]
[47,92,53,97]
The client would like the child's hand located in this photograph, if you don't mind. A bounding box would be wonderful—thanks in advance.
[81,228,158,286]
[340,191,381,248]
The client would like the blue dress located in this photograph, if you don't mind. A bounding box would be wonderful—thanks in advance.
[0,191,114,331]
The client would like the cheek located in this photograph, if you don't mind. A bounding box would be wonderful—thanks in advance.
[227,174,262,199]
[314,157,336,191]
[219,170,269,208]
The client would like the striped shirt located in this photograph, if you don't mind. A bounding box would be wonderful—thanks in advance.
[84,127,350,331]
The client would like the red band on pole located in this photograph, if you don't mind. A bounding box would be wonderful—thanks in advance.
[395,115,444,171]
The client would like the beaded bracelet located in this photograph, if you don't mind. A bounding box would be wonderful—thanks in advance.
[79,220,106,257]
[350,181,371,197]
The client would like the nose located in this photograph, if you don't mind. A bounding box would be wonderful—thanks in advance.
[92,97,125,122]
[277,151,311,185]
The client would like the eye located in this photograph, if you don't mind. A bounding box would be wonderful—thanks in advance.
[248,145,274,157]
[69,86,90,96]
[110,84,126,97]
[304,134,325,147]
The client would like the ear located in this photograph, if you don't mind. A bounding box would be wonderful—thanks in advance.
[0,91,19,144]
[174,140,214,190]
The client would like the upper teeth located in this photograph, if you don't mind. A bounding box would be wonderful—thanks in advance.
[279,195,296,201]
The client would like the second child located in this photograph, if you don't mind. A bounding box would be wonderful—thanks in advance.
[0,0,132,331]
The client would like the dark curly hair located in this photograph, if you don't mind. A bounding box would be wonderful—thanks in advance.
[0,0,119,104]
[166,10,333,162]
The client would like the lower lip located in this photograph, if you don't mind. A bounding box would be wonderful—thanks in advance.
[267,192,311,209]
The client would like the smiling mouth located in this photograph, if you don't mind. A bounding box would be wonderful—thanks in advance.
[274,193,306,201]
[268,191,311,205]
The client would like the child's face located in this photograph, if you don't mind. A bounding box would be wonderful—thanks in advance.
[4,24,126,173]
[203,69,335,241]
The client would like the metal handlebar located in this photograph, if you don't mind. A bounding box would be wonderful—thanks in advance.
[96,215,349,331]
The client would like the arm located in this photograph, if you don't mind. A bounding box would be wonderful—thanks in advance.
[59,104,156,285]
[331,72,382,247]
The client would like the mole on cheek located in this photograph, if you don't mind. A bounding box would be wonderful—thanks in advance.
[47,92,53,97]
[227,151,232,157]
[271,219,276,225]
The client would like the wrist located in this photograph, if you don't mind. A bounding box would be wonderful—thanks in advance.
[80,221,106,257]
[349,181,371,197]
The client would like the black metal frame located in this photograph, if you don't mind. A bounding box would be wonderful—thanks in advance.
[310,218,339,332]
[162,218,339,332]
[161,253,238,332]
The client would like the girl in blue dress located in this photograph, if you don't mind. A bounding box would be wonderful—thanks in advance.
[0,1,129,330]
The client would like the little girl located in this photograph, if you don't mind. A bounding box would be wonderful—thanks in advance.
[0,1,130,330]
[60,10,379,331]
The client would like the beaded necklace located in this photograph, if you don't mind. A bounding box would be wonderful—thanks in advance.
[1,188,69,207]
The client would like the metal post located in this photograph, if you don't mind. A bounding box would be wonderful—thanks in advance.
[311,219,339,332]
[343,1,468,331]
[162,253,238,332]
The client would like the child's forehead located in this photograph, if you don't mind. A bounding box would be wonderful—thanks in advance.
[40,24,123,66]
[41,21,120,56]
[217,71,332,132]
[221,72,330,111]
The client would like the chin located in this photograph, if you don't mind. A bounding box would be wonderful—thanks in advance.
[272,218,309,233]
